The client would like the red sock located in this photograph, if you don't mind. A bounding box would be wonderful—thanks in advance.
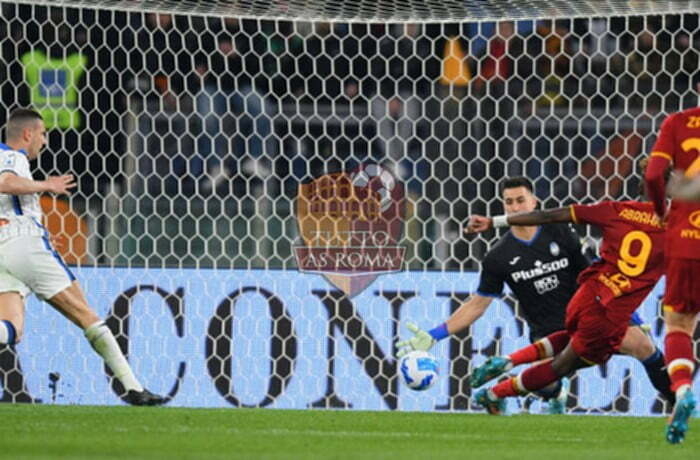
[508,331,570,366]
[491,360,560,398]
[491,377,521,398]
[665,331,695,392]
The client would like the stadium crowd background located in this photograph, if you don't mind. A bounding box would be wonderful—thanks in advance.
[1,3,698,269]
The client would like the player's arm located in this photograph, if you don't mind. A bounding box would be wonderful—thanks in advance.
[0,172,76,195]
[644,114,676,217]
[445,294,494,334]
[644,155,671,217]
[397,253,504,357]
[670,174,700,202]
[396,294,493,357]
[464,207,571,233]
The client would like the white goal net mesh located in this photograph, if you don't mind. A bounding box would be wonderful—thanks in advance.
[0,0,697,414]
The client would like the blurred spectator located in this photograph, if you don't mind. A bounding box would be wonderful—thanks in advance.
[471,21,516,96]
[194,36,240,191]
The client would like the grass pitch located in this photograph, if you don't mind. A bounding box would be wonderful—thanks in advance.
[3,405,698,459]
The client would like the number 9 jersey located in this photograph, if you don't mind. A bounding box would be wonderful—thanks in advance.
[570,200,664,307]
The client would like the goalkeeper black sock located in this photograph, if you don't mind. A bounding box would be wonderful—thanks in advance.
[642,348,675,405]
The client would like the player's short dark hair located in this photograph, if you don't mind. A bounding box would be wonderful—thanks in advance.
[6,108,43,140]
[499,176,534,196]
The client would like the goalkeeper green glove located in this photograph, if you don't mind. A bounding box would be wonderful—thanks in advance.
[396,322,437,358]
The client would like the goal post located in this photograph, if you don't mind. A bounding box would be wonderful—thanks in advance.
[0,0,697,413]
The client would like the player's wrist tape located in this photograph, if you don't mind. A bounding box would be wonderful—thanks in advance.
[428,323,449,341]
[492,215,509,228]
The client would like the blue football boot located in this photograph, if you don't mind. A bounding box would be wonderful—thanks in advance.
[666,389,696,444]
[469,357,513,388]
[547,377,569,415]
[474,388,506,415]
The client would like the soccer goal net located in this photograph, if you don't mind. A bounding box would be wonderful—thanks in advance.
[0,0,697,414]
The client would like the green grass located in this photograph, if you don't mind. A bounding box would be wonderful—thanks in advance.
[2,405,698,459]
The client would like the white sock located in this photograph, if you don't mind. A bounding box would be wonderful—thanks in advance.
[676,384,692,400]
[0,321,9,344]
[84,321,144,392]
[0,320,16,345]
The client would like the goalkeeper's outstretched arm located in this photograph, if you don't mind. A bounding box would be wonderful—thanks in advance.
[464,207,572,234]
[396,294,493,357]
[445,294,493,335]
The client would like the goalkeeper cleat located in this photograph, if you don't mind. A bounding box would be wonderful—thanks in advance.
[469,357,512,388]
[125,389,166,406]
[547,377,569,415]
[666,389,696,444]
[474,388,506,415]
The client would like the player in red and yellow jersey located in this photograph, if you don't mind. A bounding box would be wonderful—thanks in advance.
[465,199,665,418]
[644,106,700,444]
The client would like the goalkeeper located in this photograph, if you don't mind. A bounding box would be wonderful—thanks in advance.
[397,177,674,413]
[0,109,164,405]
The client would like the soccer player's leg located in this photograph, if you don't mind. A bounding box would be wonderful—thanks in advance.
[476,344,586,415]
[664,309,696,445]
[618,322,674,406]
[11,235,165,406]
[469,330,570,387]
[662,258,700,444]
[0,259,39,403]
[473,288,599,415]
[486,285,624,415]
[533,378,569,414]
[47,282,166,406]
[565,287,631,372]
[0,292,24,345]
[537,294,629,416]
[0,253,32,345]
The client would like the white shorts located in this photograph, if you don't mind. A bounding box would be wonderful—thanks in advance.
[0,235,75,300]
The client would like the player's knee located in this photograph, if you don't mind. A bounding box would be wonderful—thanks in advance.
[634,336,656,361]
[620,327,654,359]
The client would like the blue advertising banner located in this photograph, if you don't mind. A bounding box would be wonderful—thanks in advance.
[3,267,683,415]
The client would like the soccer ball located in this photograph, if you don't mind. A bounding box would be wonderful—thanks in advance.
[399,350,438,391]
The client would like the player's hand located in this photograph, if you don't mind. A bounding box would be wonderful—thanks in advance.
[396,322,435,358]
[44,175,77,195]
[464,215,492,234]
